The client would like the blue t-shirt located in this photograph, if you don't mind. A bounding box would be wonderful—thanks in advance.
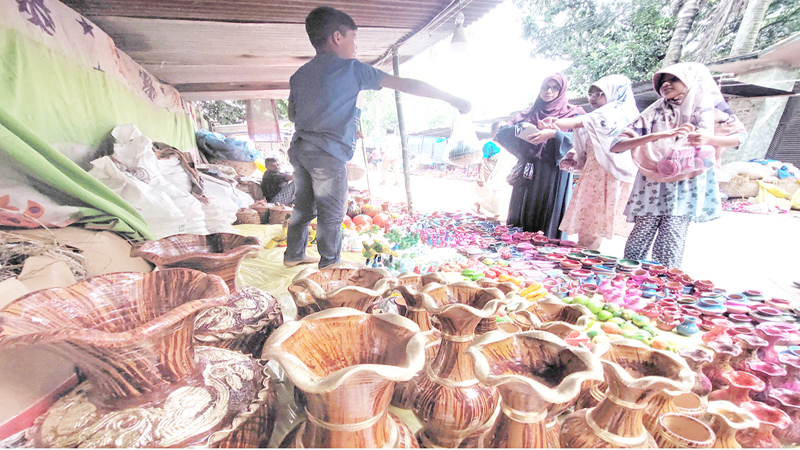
[288,53,386,162]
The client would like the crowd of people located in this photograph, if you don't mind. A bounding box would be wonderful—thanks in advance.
[274,5,746,271]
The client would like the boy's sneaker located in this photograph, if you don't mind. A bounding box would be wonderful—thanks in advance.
[283,255,320,267]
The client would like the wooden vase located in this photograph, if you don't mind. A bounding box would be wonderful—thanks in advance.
[391,272,447,409]
[131,233,282,357]
[643,391,705,435]
[0,270,274,448]
[559,339,695,448]
[512,298,594,339]
[736,401,791,448]
[466,330,603,448]
[262,308,425,448]
[404,282,506,448]
[705,400,760,448]
[653,414,715,448]
[767,388,800,446]
[288,263,396,318]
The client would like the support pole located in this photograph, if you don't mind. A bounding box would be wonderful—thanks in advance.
[392,47,414,216]
[359,123,372,200]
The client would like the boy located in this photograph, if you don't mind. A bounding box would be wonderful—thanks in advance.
[284,6,471,268]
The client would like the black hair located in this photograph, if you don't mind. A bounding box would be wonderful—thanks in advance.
[305,6,357,50]
[490,122,502,133]
[386,128,395,134]
[265,157,278,164]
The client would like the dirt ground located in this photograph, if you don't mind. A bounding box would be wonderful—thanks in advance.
[356,169,800,303]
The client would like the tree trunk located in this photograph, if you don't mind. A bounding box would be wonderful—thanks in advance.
[663,0,703,65]
[729,0,773,57]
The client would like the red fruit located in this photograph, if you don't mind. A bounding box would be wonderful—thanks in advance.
[372,213,389,228]
[353,214,373,227]
[342,216,354,229]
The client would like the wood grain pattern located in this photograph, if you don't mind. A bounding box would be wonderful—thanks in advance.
[466,330,603,448]
[404,282,506,448]
[643,391,705,435]
[705,400,760,448]
[653,414,715,448]
[131,233,261,291]
[0,269,229,403]
[560,340,695,449]
[262,309,425,448]
[288,264,396,318]
[512,298,594,339]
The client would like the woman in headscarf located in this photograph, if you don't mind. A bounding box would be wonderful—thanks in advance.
[496,73,585,238]
[538,74,640,250]
[611,62,747,268]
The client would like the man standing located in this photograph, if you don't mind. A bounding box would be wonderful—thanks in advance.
[380,128,402,185]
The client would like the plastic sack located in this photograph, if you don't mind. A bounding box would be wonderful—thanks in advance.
[89,157,189,238]
[721,161,776,180]
[656,145,715,178]
[755,180,792,212]
[791,181,800,210]
[196,129,259,162]
[444,114,482,166]
[89,124,209,238]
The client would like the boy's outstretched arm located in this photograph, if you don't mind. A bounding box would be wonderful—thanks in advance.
[380,75,472,114]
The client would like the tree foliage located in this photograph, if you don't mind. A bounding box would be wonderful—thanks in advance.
[755,0,800,50]
[515,0,800,91]
[515,0,675,91]
[197,100,246,125]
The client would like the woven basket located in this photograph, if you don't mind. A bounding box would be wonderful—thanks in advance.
[217,160,259,177]
[268,205,293,225]
[237,179,264,201]
[235,208,261,225]
[250,203,272,224]
[720,175,759,199]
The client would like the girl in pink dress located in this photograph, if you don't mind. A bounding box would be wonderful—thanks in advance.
[539,75,640,250]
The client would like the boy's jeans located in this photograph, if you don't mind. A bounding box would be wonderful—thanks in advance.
[284,139,348,268]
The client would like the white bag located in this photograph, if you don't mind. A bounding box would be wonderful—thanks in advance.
[444,114,482,166]
[89,124,209,238]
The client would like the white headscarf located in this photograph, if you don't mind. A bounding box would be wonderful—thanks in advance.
[580,74,640,183]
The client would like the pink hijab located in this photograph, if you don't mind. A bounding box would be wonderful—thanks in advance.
[513,73,586,124]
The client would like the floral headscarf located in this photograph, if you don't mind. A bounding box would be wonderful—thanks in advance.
[629,62,746,182]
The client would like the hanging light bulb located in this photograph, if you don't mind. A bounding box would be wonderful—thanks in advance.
[450,11,468,53]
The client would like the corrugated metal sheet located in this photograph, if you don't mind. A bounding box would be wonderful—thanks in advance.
[63,0,503,100]
[766,96,800,167]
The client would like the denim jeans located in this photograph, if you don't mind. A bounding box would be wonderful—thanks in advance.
[284,139,348,268]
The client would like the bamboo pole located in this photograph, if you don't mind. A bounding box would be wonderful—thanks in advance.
[392,48,414,215]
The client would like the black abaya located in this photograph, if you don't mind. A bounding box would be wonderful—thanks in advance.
[497,126,574,239]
